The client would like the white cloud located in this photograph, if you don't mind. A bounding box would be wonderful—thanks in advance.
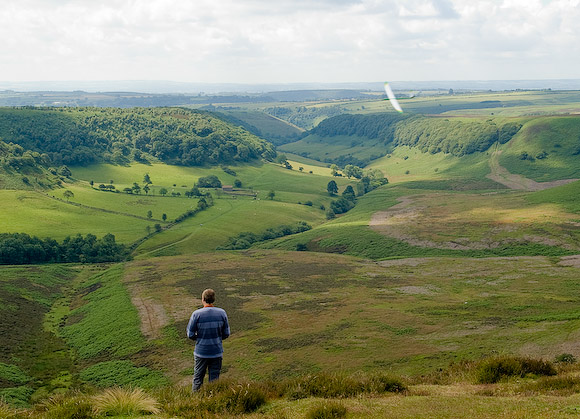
[0,0,578,83]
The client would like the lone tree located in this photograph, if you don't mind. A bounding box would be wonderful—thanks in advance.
[327,180,338,196]
[63,190,74,201]
[162,213,167,222]
[147,210,153,219]
[267,190,276,200]
[143,173,152,184]
[342,185,356,201]
[159,187,168,196]
[330,164,339,177]
[197,175,222,188]
[143,184,150,195]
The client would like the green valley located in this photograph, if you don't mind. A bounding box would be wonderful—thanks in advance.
[2,91,580,417]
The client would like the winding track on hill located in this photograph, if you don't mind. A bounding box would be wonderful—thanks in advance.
[369,152,579,249]
[486,150,578,191]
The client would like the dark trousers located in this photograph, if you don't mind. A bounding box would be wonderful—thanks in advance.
[193,356,222,391]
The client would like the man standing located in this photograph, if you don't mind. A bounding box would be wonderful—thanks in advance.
[186,288,230,391]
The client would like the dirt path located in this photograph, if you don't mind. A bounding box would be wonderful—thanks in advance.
[486,150,578,191]
[130,293,170,339]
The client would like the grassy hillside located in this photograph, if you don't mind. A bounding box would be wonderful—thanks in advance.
[0,265,96,406]
[498,116,580,181]
[526,179,580,213]
[259,182,579,259]
[0,190,151,242]
[219,109,304,145]
[4,250,580,412]
[0,140,60,190]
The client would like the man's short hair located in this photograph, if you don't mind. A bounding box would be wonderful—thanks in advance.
[202,289,216,304]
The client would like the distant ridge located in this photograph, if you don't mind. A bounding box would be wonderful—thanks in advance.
[1,79,580,94]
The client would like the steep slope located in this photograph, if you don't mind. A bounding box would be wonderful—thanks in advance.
[0,139,60,189]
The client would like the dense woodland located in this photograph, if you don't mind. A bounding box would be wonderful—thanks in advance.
[0,107,276,167]
[307,113,522,157]
[311,113,407,141]
[394,117,522,155]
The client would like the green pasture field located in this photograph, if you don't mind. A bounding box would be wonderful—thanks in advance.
[71,161,354,200]
[0,160,354,250]
[0,190,150,242]
[134,196,326,257]
[497,116,580,181]
[279,134,389,163]
[123,251,580,382]
[51,183,202,221]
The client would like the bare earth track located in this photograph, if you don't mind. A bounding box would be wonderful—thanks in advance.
[486,150,578,191]
[370,153,579,250]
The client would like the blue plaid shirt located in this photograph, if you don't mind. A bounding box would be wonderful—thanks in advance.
[186,306,230,358]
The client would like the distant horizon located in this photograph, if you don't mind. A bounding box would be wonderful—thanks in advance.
[2,78,580,95]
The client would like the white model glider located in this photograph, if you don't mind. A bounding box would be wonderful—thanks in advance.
[384,82,403,113]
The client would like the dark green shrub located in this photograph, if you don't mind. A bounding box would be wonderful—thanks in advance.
[362,373,407,393]
[306,400,347,419]
[476,356,556,384]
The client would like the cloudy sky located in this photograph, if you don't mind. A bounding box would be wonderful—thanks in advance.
[1,0,579,84]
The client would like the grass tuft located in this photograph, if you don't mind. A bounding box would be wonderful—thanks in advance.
[199,378,267,414]
[284,372,406,400]
[306,400,347,419]
[33,391,94,419]
[520,375,580,395]
[0,400,22,419]
[92,387,160,416]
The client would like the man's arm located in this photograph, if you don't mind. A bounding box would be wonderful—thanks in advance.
[186,312,198,340]
[222,312,230,340]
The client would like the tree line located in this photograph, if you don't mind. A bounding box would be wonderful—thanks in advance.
[216,222,312,250]
[0,233,128,265]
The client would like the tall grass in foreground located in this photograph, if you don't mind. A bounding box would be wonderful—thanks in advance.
[5,360,578,417]
[306,400,347,419]
[92,387,161,416]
